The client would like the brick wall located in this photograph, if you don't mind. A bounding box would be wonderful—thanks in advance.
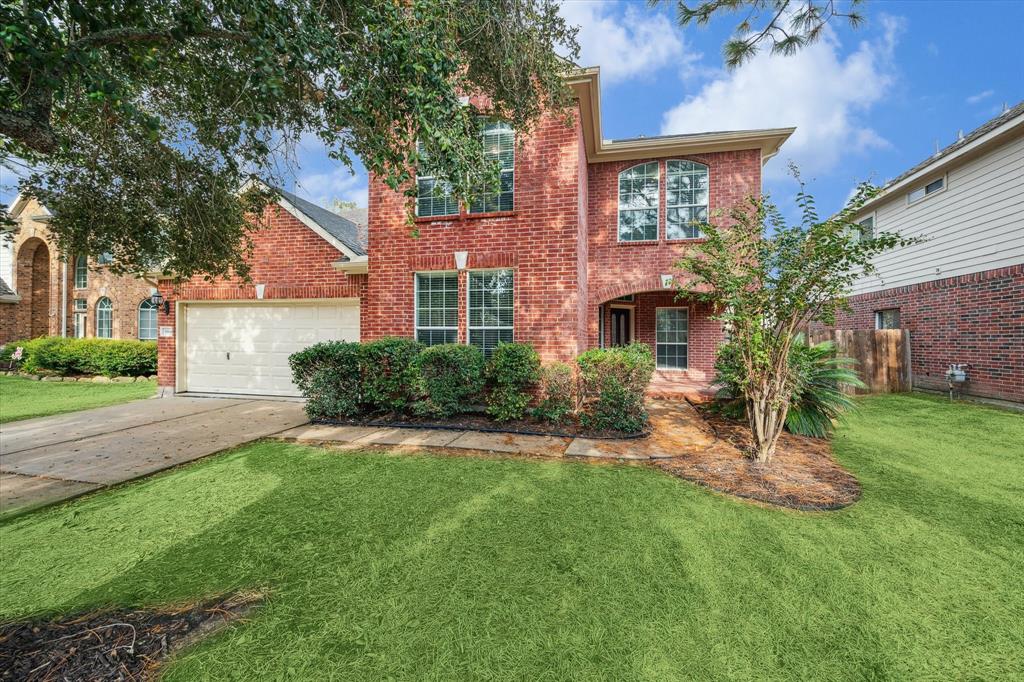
[156,204,367,387]
[363,105,585,363]
[68,261,154,340]
[833,264,1023,402]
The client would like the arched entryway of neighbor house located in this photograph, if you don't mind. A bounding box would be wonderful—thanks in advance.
[15,237,52,338]
[591,275,722,400]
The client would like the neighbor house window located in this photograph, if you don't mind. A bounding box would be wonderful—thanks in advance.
[96,297,112,338]
[73,299,87,338]
[415,141,460,218]
[857,215,875,241]
[74,255,88,288]
[875,308,900,329]
[618,162,659,241]
[96,252,113,265]
[469,120,514,213]
[666,160,709,239]
[655,308,688,370]
[138,299,158,340]
[415,272,458,345]
[907,177,944,203]
[468,269,513,358]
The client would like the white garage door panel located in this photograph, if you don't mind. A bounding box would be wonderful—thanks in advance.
[184,302,359,396]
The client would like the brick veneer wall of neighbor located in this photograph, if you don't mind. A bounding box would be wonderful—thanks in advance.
[834,264,1023,402]
[363,104,586,362]
[155,204,367,387]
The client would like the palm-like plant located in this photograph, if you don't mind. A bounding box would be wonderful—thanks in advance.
[712,335,865,439]
[785,338,865,438]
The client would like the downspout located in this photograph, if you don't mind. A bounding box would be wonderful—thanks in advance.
[60,259,67,337]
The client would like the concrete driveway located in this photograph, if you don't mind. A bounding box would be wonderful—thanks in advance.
[0,396,308,515]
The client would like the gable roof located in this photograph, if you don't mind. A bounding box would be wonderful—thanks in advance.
[274,187,366,257]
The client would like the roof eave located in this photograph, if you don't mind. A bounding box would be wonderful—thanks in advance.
[854,111,1024,216]
[567,67,794,165]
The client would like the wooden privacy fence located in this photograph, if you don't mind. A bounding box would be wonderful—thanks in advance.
[807,329,911,394]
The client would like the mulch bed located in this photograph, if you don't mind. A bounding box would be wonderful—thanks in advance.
[316,412,646,440]
[0,592,262,681]
[653,406,861,511]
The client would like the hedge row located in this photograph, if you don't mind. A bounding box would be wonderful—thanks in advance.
[0,337,158,377]
[289,338,655,433]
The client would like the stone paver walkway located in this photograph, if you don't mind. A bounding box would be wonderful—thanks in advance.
[275,400,715,461]
[1,397,307,515]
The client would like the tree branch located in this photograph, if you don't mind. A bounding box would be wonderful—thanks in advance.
[66,26,248,53]
[0,110,57,154]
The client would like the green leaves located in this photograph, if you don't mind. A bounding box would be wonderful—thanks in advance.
[2,0,578,280]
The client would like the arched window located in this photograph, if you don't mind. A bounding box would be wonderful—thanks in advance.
[618,162,659,242]
[96,297,113,338]
[138,299,158,340]
[666,160,709,239]
[74,255,88,288]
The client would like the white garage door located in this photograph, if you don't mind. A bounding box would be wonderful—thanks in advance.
[183,301,359,397]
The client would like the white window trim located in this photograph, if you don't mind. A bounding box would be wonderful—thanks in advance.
[617,162,660,243]
[468,121,515,215]
[906,174,946,205]
[414,271,459,344]
[95,297,113,339]
[138,299,158,340]
[665,159,709,241]
[466,268,514,355]
[74,255,88,289]
[655,306,689,371]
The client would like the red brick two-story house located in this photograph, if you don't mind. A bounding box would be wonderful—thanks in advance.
[154,67,792,397]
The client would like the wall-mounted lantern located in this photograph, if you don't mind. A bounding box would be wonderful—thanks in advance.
[150,290,170,315]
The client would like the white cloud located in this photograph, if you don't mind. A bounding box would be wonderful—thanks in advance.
[660,16,904,179]
[296,168,368,208]
[560,1,695,83]
[966,89,994,105]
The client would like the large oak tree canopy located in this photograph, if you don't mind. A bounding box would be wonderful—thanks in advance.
[0,0,579,279]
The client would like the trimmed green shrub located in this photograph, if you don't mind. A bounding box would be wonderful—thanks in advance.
[485,342,540,421]
[576,343,654,433]
[289,341,364,420]
[413,344,485,418]
[361,337,422,412]
[531,362,575,424]
[11,337,157,377]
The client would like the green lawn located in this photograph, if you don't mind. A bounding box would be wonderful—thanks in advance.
[0,375,156,423]
[1,394,1021,680]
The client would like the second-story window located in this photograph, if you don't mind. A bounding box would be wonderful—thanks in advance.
[416,141,459,218]
[97,252,113,265]
[618,162,659,241]
[74,255,88,288]
[666,160,709,239]
[469,121,514,214]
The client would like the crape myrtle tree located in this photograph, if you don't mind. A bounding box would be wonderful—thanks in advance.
[0,0,578,279]
[676,174,917,462]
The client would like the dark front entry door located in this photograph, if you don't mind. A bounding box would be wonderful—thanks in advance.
[610,308,632,346]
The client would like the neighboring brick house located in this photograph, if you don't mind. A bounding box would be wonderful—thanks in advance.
[0,196,153,345]
[834,102,1024,402]
[154,66,792,398]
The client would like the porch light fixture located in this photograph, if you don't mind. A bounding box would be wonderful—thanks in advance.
[149,291,170,315]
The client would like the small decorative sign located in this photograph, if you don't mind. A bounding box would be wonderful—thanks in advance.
[159,326,174,338]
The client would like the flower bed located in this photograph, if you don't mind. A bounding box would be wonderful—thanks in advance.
[290,338,655,436]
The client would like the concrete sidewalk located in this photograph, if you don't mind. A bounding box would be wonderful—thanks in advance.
[1,397,307,515]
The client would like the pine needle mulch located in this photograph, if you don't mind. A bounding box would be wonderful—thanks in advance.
[653,407,862,511]
[0,592,262,681]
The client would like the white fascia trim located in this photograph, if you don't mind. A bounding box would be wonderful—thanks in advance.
[0,294,22,303]
[331,257,368,275]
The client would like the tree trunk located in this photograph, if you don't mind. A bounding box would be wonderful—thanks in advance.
[745,388,788,463]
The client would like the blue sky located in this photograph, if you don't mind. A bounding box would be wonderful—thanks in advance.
[284,0,1024,218]
[3,1,1022,218]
